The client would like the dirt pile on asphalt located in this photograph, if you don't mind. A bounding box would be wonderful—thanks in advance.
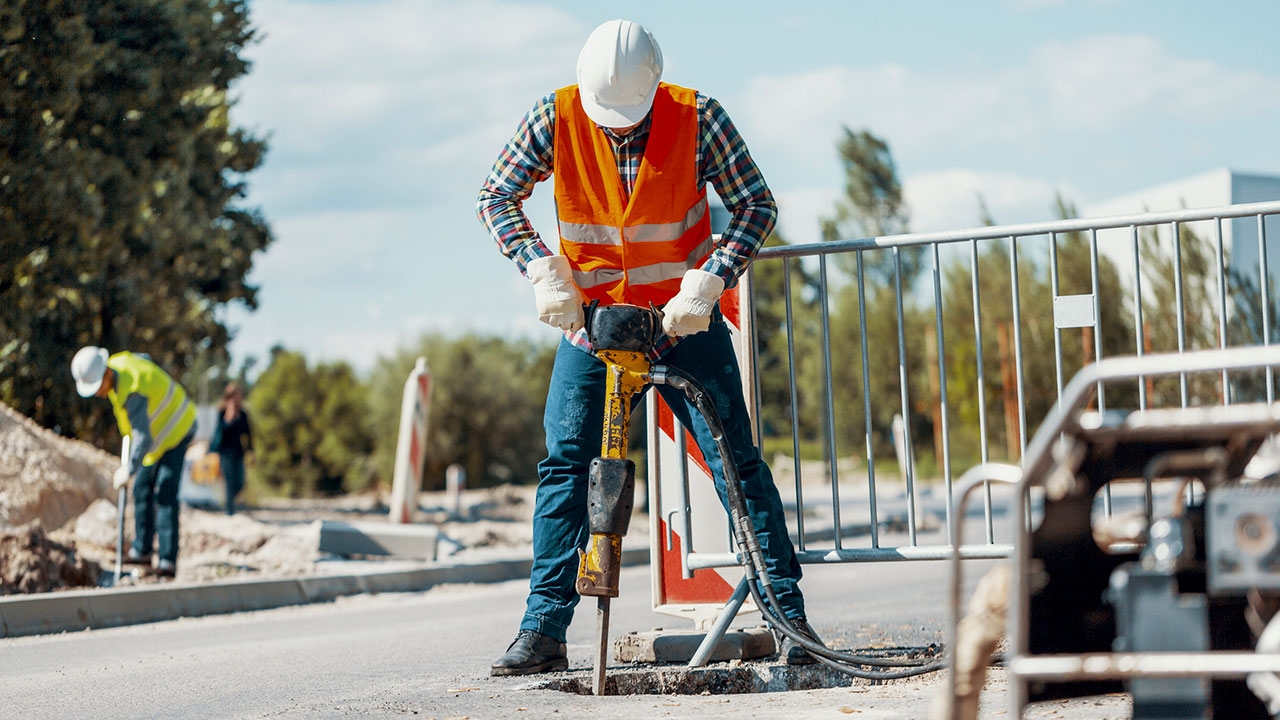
[68,499,323,584]
[0,401,115,532]
[0,522,100,595]
[0,390,547,595]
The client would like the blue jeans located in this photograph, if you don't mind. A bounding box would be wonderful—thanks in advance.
[521,320,805,642]
[132,431,192,564]
[220,451,245,515]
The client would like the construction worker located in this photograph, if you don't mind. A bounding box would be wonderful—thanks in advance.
[71,346,197,578]
[477,19,820,675]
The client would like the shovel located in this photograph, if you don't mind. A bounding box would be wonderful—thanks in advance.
[113,435,130,586]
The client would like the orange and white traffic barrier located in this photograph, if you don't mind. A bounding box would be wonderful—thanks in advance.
[390,356,432,524]
[647,274,756,628]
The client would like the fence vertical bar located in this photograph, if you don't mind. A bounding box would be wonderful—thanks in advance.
[1010,236,1028,457]
[1089,227,1112,515]
[819,255,844,549]
[748,266,765,448]
[1173,221,1189,407]
[857,251,879,549]
[783,258,805,550]
[1050,232,1065,398]
[1261,213,1274,403]
[931,242,954,539]
[970,239,995,542]
[675,427,695,579]
[893,248,918,545]
[1214,217,1230,405]
[1132,225,1148,410]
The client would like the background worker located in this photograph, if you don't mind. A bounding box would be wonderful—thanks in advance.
[71,346,197,578]
[211,381,253,515]
[476,19,820,675]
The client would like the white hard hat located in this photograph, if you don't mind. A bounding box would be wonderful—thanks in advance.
[71,346,109,397]
[576,19,663,128]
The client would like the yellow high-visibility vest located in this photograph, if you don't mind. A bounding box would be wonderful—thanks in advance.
[107,352,196,466]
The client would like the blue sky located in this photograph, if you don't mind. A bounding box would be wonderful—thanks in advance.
[224,0,1280,373]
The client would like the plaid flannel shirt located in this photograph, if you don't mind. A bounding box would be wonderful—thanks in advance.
[476,90,777,357]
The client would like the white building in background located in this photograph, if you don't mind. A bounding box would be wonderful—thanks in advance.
[1082,168,1280,288]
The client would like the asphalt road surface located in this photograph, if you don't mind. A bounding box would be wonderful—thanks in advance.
[1,531,1131,719]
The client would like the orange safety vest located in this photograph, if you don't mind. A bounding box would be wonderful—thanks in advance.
[553,82,714,307]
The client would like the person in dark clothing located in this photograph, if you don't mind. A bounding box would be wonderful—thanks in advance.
[212,382,253,515]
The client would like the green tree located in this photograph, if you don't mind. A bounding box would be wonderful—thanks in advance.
[819,127,920,285]
[365,334,556,492]
[1135,219,1225,406]
[938,194,1134,468]
[248,348,373,497]
[1226,263,1280,403]
[0,0,270,443]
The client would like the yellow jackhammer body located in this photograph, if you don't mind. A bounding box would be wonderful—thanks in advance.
[576,303,661,696]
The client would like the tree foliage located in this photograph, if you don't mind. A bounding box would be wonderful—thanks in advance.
[0,0,270,443]
[819,127,920,284]
[248,348,374,498]
[364,334,556,492]
[749,132,1146,480]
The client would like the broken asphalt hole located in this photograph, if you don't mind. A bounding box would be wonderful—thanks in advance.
[517,646,942,696]
[528,664,855,695]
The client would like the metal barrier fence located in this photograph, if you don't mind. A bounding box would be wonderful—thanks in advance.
[666,199,1280,579]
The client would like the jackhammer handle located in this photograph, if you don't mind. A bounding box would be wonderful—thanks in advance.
[583,301,665,352]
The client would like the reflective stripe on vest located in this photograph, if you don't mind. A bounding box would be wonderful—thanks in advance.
[553,82,713,307]
[107,352,197,466]
[572,231,718,290]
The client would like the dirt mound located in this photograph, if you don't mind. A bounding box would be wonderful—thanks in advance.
[0,523,100,595]
[0,401,115,532]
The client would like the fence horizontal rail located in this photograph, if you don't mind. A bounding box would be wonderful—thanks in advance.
[758,200,1280,258]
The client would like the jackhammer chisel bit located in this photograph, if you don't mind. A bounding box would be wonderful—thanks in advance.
[577,302,660,696]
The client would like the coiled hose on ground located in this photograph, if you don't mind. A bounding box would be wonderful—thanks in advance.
[651,364,947,681]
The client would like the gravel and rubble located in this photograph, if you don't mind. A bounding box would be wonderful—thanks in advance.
[0,399,547,594]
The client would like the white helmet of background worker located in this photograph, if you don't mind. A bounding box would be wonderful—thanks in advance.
[576,19,664,128]
[71,346,110,397]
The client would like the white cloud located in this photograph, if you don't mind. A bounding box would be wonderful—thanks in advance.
[735,34,1280,182]
[903,170,1077,232]
[774,170,1073,249]
[223,5,1280,373]
[226,0,587,369]
[234,0,586,214]
[774,187,839,246]
[729,33,1279,253]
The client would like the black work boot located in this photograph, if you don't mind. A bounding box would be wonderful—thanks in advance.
[778,618,824,666]
[490,630,568,676]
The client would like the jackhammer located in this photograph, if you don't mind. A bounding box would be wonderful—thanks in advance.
[576,303,942,696]
[577,302,658,696]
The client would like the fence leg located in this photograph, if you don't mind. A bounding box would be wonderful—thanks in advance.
[688,575,752,667]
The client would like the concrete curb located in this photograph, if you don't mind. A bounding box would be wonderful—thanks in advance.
[0,546,649,639]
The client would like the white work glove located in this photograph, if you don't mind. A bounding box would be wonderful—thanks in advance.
[662,269,725,338]
[527,255,585,332]
[112,465,131,491]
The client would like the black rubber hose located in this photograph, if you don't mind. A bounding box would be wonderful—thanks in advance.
[650,365,946,679]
